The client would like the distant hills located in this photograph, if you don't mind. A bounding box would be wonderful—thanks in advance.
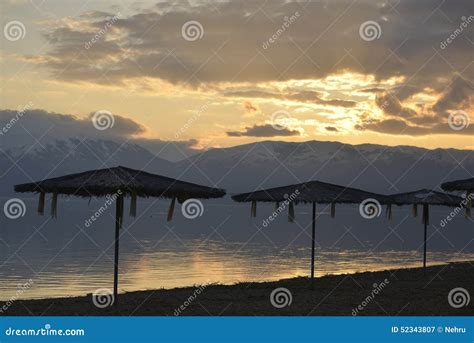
[0,138,173,195]
[2,138,473,252]
[1,138,473,195]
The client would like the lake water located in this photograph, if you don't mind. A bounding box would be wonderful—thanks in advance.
[1,197,473,300]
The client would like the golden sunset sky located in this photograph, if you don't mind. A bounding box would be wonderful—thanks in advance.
[1,0,473,157]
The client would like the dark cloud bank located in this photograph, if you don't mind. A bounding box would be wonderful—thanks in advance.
[21,0,474,137]
[0,109,199,161]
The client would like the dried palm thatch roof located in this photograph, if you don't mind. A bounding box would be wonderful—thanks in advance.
[14,166,226,199]
[441,178,474,192]
[389,189,462,206]
[231,180,391,204]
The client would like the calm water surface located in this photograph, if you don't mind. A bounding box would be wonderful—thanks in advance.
[1,197,473,300]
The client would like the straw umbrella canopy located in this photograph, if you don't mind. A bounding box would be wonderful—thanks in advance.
[14,166,226,301]
[442,177,474,193]
[442,177,474,218]
[232,180,391,286]
[389,189,463,271]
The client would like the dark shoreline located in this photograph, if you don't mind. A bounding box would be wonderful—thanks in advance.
[1,261,473,316]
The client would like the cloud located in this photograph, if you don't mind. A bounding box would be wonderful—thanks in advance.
[24,0,473,94]
[359,88,384,93]
[227,124,301,137]
[358,118,473,136]
[242,101,260,116]
[10,0,474,140]
[0,109,200,161]
[358,74,473,136]
[223,89,281,99]
[224,88,357,108]
[0,108,144,142]
[375,92,418,119]
[319,99,357,108]
[325,126,339,132]
[432,76,473,114]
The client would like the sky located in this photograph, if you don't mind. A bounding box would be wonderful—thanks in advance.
[1,0,473,159]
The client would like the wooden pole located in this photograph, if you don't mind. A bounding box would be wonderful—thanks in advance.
[251,200,257,218]
[386,204,392,220]
[37,192,45,215]
[412,204,418,217]
[288,202,295,222]
[311,202,316,289]
[167,197,176,222]
[422,204,429,273]
[113,195,124,303]
[130,193,137,217]
[51,193,58,218]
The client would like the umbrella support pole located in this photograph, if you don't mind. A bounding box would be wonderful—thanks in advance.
[423,222,427,274]
[422,204,429,275]
[113,195,124,304]
[310,202,316,289]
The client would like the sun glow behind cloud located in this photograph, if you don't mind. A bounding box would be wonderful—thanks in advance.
[1,0,472,152]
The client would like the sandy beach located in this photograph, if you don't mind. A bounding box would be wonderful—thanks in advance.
[1,261,472,316]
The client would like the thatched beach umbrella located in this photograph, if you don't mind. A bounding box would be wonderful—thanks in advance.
[14,166,225,301]
[389,189,463,271]
[232,181,391,286]
[442,177,474,218]
[442,177,474,193]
